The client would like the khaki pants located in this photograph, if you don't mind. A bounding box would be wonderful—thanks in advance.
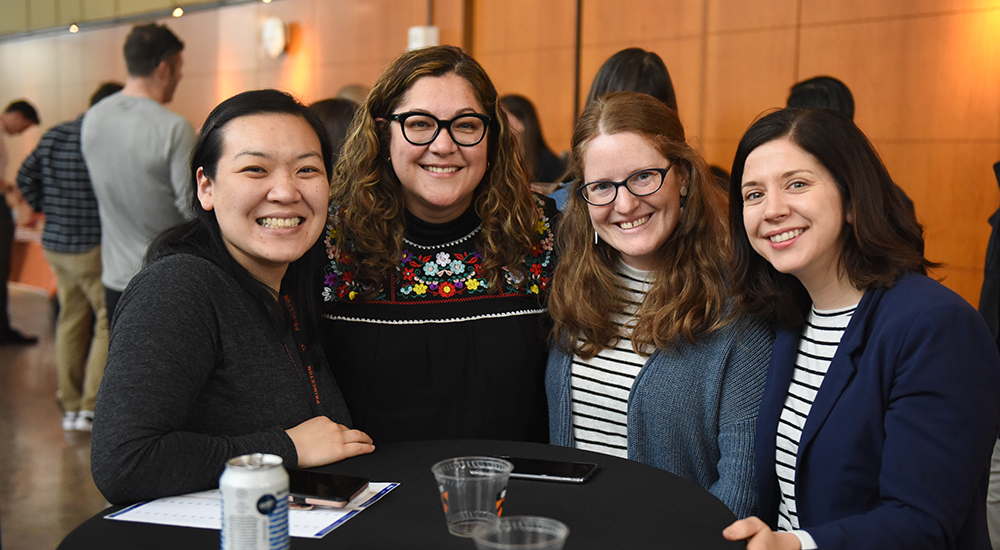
[44,247,108,412]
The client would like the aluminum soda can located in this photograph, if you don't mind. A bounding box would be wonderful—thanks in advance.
[220,453,290,550]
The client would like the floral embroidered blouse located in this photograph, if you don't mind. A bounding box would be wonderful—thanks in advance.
[320,196,557,443]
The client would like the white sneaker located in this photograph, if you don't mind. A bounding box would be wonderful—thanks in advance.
[74,410,94,432]
[62,411,77,431]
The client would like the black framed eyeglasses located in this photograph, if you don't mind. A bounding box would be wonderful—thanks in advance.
[389,112,491,147]
[577,165,674,206]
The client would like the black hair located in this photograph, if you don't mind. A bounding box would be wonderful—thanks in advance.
[89,82,124,107]
[124,23,184,77]
[786,76,855,120]
[4,100,39,125]
[500,94,560,183]
[309,98,357,165]
[147,89,334,343]
[585,48,678,112]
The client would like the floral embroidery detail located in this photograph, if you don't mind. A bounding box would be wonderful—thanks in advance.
[322,197,555,302]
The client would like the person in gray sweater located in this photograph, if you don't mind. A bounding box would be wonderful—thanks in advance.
[91,89,374,505]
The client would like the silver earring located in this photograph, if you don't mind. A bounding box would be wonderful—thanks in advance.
[594,230,598,245]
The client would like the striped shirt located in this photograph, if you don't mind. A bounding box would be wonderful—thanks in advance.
[776,304,856,531]
[570,262,653,458]
[16,115,102,253]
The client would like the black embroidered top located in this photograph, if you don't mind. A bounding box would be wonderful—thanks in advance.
[320,196,557,443]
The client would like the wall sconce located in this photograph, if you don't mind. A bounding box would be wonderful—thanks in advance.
[262,17,287,58]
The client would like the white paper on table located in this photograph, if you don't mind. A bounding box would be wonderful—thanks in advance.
[106,482,399,538]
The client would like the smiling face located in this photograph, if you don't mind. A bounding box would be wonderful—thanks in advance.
[740,137,850,296]
[582,131,684,271]
[388,73,489,223]
[197,113,329,291]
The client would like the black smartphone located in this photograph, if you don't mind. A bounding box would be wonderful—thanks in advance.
[286,469,369,508]
[497,456,598,484]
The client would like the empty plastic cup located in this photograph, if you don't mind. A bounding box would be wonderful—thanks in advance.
[431,456,513,537]
[472,516,570,549]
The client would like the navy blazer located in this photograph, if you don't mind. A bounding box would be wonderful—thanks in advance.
[755,273,1000,549]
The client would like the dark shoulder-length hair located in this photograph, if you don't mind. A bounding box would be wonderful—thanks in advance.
[147,89,334,340]
[500,94,558,183]
[330,45,537,296]
[550,92,730,358]
[728,108,933,327]
[585,48,677,112]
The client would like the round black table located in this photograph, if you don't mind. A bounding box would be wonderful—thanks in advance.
[59,440,743,549]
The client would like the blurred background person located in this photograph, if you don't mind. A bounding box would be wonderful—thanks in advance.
[322,46,556,443]
[546,92,770,518]
[501,94,566,191]
[0,99,40,345]
[310,97,357,166]
[16,82,122,432]
[981,159,1000,549]
[81,23,195,320]
[91,89,373,505]
[786,75,915,214]
[336,83,368,105]
[584,47,678,111]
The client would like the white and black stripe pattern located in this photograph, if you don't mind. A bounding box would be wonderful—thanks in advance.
[570,263,652,458]
[775,304,856,531]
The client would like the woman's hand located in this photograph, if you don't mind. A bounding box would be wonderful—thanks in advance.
[286,416,375,468]
[723,517,802,550]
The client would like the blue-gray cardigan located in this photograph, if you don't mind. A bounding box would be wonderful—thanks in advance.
[546,313,773,518]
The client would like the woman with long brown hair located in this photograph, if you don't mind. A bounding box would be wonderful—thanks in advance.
[321,46,556,443]
[545,91,771,518]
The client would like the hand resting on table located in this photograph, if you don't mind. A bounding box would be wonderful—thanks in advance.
[286,416,375,468]
[723,517,801,550]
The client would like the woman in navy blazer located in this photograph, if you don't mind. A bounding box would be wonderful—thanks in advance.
[722,108,1000,550]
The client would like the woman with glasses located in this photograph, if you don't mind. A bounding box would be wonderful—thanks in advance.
[545,92,771,517]
[722,108,1000,549]
[321,46,556,443]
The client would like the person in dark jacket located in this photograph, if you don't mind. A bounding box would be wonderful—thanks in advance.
[91,89,373,505]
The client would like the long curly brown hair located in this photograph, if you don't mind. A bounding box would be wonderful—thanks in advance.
[329,46,537,297]
[549,92,731,359]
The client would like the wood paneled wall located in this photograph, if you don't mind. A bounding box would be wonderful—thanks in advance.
[475,0,1000,307]
[1,0,998,305]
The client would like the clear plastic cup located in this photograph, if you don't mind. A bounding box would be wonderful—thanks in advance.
[472,516,570,550]
[431,456,513,537]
